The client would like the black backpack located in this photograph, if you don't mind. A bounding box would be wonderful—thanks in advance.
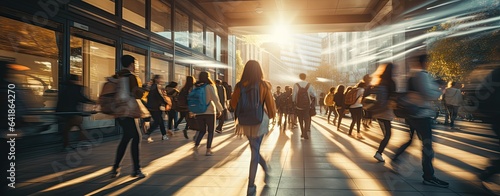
[295,83,311,110]
[235,82,263,125]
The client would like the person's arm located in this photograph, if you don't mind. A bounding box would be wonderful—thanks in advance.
[130,75,145,99]
[263,82,277,119]
[208,85,224,113]
[292,83,298,103]
[230,83,241,110]
[308,84,317,99]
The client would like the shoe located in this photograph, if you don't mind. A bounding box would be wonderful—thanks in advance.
[193,146,199,157]
[215,129,222,134]
[423,177,449,188]
[167,130,174,137]
[162,134,169,140]
[357,133,364,139]
[247,185,256,196]
[206,148,214,156]
[131,169,147,178]
[183,129,189,139]
[147,136,154,143]
[111,167,120,178]
[374,152,385,162]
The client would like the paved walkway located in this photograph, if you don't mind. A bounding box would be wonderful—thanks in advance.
[5,114,500,196]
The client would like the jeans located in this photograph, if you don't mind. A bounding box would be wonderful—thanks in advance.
[408,117,435,180]
[167,110,178,130]
[446,105,459,127]
[147,111,166,135]
[348,107,363,135]
[393,120,416,160]
[376,119,392,154]
[114,117,142,171]
[327,106,337,124]
[195,114,215,148]
[296,109,312,138]
[216,109,227,131]
[175,111,188,130]
[247,135,267,187]
[336,107,345,129]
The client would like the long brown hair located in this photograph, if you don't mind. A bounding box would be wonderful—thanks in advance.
[197,71,214,85]
[239,60,264,85]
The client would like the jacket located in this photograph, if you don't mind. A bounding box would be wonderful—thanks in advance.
[444,87,462,106]
[146,84,167,111]
[230,80,277,119]
[56,82,94,113]
[195,82,224,115]
[409,70,441,118]
[370,86,394,120]
[116,69,145,99]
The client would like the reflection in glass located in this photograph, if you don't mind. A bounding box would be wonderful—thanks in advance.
[206,30,215,58]
[151,0,172,40]
[83,0,115,14]
[216,35,221,61]
[123,0,146,28]
[174,9,189,47]
[191,20,204,53]
[175,64,189,87]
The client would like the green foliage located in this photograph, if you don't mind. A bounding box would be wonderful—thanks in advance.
[235,50,244,82]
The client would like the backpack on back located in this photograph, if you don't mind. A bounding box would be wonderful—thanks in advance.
[295,83,311,110]
[188,84,209,113]
[99,74,141,118]
[324,93,334,106]
[167,89,179,111]
[344,88,359,106]
[235,82,263,125]
[176,88,190,112]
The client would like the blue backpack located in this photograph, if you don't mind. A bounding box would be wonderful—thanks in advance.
[188,84,209,113]
[236,82,264,125]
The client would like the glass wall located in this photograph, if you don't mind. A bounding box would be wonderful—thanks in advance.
[151,0,172,40]
[191,20,204,53]
[175,64,189,87]
[206,29,215,58]
[123,0,146,28]
[151,55,170,87]
[123,44,147,83]
[174,9,189,47]
[83,0,115,14]
[216,35,221,61]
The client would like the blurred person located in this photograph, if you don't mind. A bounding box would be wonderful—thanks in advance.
[280,85,293,130]
[175,76,195,139]
[319,92,325,115]
[193,72,224,156]
[56,74,96,151]
[348,82,365,138]
[392,119,417,161]
[292,73,317,140]
[405,55,449,188]
[215,79,227,133]
[443,81,463,130]
[324,87,337,125]
[230,60,276,196]
[144,75,169,143]
[361,74,373,128]
[334,85,346,131]
[370,63,396,162]
[112,55,147,178]
[165,81,179,136]
[273,86,283,125]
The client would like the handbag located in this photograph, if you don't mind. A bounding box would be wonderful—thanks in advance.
[136,99,151,119]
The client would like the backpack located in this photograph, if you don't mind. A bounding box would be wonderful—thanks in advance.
[99,73,141,118]
[344,88,360,106]
[295,83,311,110]
[324,93,334,106]
[188,84,209,113]
[235,82,264,125]
[176,87,190,112]
[167,89,179,111]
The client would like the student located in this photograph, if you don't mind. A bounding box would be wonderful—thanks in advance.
[230,60,276,196]
[324,87,337,125]
[292,73,317,140]
[112,55,147,178]
[443,81,463,130]
[193,72,224,156]
[165,81,179,136]
[334,85,346,131]
[347,82,365,138]
[144,75,169,143]
[175,76,195,139]
[215,79,227,133]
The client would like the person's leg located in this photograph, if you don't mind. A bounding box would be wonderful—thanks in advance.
[393,123,415,161]
[206,114,216,149]
[61,116,73,148]
[216,110,225,132]
[376,119,392,154]
[445,104,451,125]
[130,118,142,172]
[410,118,435,179]
[297,110,306,137]
[167,110,174,130]
[354,107,363,134]
[348,108,356,135]
[327,106,332,123]
[247,135,265,187]
[195,116,207,146]
[114,118,133,170]
[304,112,312,139]
[451,106,459,128]
[175,111,186,130]
[337,107,344,130]
[283,113,288,130]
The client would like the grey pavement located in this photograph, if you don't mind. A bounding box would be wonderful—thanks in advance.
[5,113,500,196]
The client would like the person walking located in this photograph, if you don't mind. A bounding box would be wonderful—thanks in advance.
[292,73,317,140]
[230,60,276,196]
[370,63,396,162]
[324,87,337,125]
[215,79,227,133]
[280,85,293,130]
[193,71,224,156]
[347,82,365,138]
[144,75,170,143]
[56,74,95,151]
[273,86,283,125]
[175,76,195,139]
[319,92,325,115]
[443,81,463,130]
[165,81,179,136]
[334,85,346,131]
[405,55,449,188]
[111,55,147,178]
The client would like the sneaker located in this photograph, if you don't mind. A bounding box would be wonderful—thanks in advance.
[374,152,385,162]
[423,177,449,188]
[147,136,154,143]
[206,148,214,156]
[131,169,147,178]
[162,135,169,140]
[183,129,189,139]
[111,167,120,178]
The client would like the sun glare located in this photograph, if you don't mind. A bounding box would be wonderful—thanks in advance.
[269,23,292,44]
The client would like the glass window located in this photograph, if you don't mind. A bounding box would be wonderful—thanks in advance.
[151,0,171,39]
[216,35,221,61]
[83,0,115,14]
[70,33,116,122]
[151,56,170,86]
[123,44,147,84]
[175,64,189,87]
[206,29,214,58]
[123,0,146,28]
[191,20,204,53]
[174,9,189,47]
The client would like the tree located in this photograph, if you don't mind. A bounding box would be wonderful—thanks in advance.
[307,63,346,94]
[235,50,244,82]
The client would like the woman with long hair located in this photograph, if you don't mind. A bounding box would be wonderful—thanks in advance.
[324,86,336,125]
[371,63,396,162]
[348,81,365,138]
[334,85,346,131]
[175,76,195,139]
[193,72,224,156]
[145,75,169,143]
[230,60,276,196]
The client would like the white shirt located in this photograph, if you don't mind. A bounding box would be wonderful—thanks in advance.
[349,88,365,108]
